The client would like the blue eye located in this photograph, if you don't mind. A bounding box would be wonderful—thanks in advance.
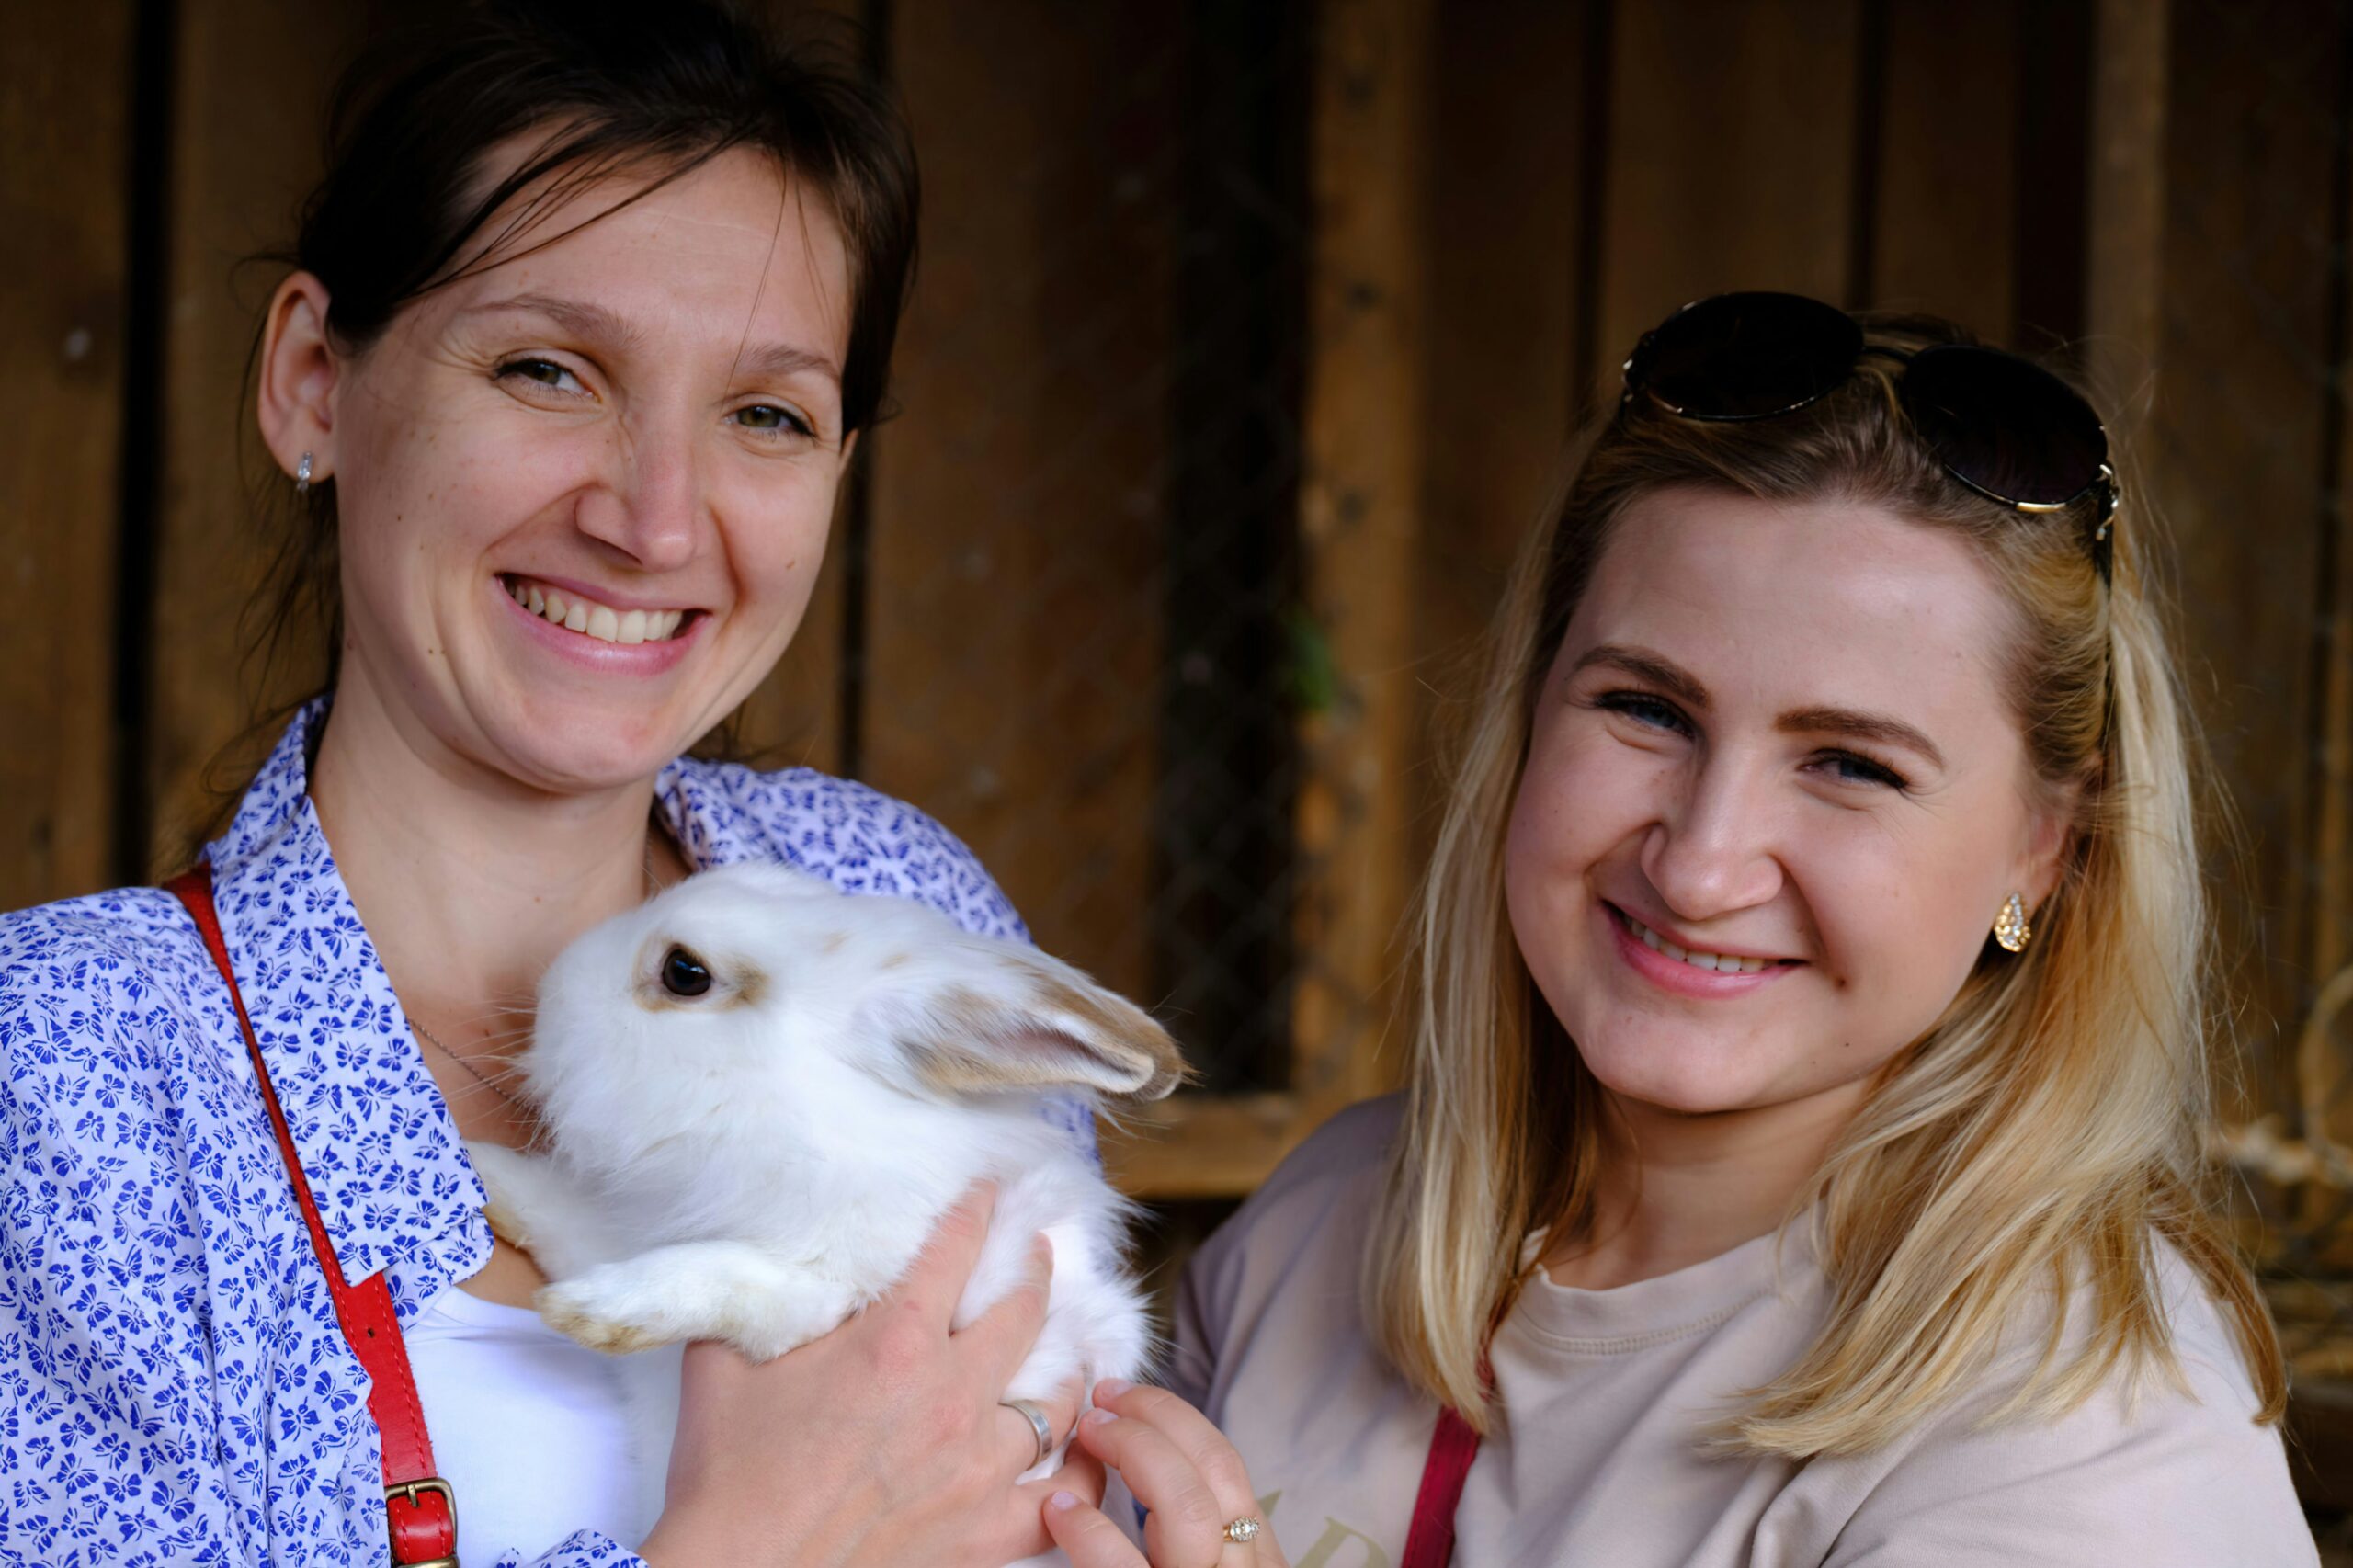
[1814,750,1909,790]
[1597,691,1692,735]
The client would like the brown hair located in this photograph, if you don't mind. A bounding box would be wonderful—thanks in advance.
[1366,312,2286,1455]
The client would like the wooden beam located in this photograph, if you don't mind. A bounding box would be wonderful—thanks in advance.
[1101,1094,1312,1200]
[0,0,133,908]
[1590,0,1864,401]
[2084,0,2169,422]
[1289,0,1434,1129]
[862,0,1178,1008]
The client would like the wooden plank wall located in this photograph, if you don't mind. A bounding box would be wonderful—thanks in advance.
[0,0,131,915]
[6,0,2352,1233]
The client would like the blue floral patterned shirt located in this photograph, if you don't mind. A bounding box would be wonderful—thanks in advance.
[0,701,1085,1566]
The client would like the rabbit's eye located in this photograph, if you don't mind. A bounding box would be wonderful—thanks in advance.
[660,946,713,998]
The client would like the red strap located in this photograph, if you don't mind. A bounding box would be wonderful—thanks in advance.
[167,869,458,1565]
[1399,1404,1481,1568]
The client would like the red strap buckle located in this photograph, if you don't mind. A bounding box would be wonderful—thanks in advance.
[387,1476,460,1567]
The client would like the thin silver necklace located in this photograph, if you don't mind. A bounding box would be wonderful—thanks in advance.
[414,1019,528,1114]
[407,835,671,1119]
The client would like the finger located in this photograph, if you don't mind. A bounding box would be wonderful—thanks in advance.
[952,1233,1053,1390]
[1020,1441,1107,1510]
[895,1181,999,1325]
[1043,1490,1147,1568]
[993,1373,1087,1479]
[1074,1407,1230,1567]
[1090,1379,1257,1515]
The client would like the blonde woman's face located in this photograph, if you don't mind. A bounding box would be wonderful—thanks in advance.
[1505,487,2067,1128]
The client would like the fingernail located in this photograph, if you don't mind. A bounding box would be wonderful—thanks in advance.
[1050,1490,1081,1512]
[1083,1407,1117,1426]
[1094,1376,1132,1403]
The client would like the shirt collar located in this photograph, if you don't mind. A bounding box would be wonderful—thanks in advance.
[203,700,496,1290]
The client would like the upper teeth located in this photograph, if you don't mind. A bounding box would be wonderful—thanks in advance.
[1624,912,1774,973]
[508,577,687,645]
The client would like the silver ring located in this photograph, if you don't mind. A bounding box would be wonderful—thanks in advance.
[1000,1397,1056,1469]
[1222,1516,1263,1545]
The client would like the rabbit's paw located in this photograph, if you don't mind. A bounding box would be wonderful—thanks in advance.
[535,1243,861,1360]
[466,1141,560,1253]
[536,1271,676,1355]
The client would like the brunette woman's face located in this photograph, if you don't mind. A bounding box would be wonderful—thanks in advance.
[1504,488,2066,1130]
[290,148,853,790]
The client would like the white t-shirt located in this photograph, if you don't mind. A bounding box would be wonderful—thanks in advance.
[1163,1096,2318,1567]
[404,1280,680,1562]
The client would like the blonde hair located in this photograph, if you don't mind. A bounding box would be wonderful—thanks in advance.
[1365,314,2286,1456]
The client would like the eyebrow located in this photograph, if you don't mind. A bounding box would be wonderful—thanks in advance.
[457,291,843,387]
[1570,642,1949,771]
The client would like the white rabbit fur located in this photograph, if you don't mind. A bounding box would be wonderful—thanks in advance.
[467,860,1186,1504]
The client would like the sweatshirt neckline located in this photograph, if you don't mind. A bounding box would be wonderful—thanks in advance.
[1509,1217,1819,1353]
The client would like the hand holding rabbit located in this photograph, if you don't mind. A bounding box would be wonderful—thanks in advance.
[640,1184,1107,1568]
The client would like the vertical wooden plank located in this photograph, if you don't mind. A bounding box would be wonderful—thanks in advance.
[864,1,1178,1000]
[1867,0,2021,332]
[2084,0,2169,412]
[145,0,372,871]
[0,0,133,907]
[1289,0,1433,1117]
[1417,1,1589,806]
[1590,0,1863,400]
[2149,0,2342,1126]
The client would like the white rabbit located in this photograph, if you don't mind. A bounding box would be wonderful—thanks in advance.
[466,860,1186,1519]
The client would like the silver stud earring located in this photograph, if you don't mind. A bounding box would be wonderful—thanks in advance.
[295,451,313,495]
[1993,892,2032,954]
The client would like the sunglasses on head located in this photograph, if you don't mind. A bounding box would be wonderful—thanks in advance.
[1620,291,2119,581]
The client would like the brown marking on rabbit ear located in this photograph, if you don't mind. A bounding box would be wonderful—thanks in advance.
[1027,978,1188,1099]
[898,980,1189,1101]
[818,931,848,954]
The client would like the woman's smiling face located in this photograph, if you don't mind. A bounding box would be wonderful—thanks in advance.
[312,145,853,790]
[1505,486,2068,1125]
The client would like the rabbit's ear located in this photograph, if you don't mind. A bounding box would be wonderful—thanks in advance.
[885,960,1187,1102]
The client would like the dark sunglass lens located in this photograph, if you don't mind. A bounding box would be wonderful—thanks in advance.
[1901,347,2107,506]
[1630,292,1863,419]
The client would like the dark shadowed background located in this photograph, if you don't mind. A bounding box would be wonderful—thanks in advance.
[6,0,2352,1540]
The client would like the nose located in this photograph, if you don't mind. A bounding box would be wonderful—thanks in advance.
[572,404,701,574]
[1639,752,1787,924]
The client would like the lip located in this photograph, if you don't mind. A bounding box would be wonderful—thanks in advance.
[507,571,707,618]
[1602,902,1800,999]
[496,576,705,674]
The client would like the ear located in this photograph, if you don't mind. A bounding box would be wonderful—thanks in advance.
[2014,779,2080,915]
[881,956,1188,1103]
[256,269,344,486]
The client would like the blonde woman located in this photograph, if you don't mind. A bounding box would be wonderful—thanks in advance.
[1047,294,2319,1567]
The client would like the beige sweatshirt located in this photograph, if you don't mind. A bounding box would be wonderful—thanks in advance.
[1160,1096,2317,1568]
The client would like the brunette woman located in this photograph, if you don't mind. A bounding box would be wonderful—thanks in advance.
[0,5,1154,1563]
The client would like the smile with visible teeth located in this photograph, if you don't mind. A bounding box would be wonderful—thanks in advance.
[505,575,690,645]
[1619,908,1783,974]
